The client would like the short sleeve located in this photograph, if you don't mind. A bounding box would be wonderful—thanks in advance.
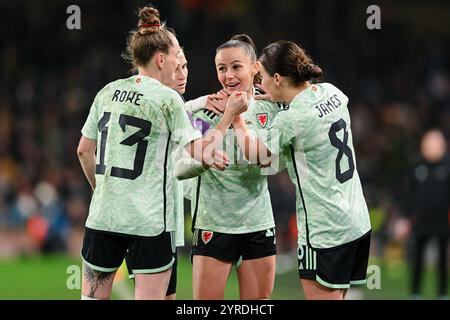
[167,94,202,147]
[259,109,299,155]
[184,96,208,113]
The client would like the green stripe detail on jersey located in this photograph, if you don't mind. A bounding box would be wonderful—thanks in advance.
[82,257,119,273]
[350,279,367,285]
[170,231,176,253]
[305,245,309,269]
[316,275,350,289]
[192,228,200,246]
[313,250,317,270]
[132,257,175,274]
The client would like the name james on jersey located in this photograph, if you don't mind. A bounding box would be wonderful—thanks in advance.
[314,93,341,118]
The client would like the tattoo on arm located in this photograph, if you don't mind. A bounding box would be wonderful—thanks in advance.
[83,263,114,298]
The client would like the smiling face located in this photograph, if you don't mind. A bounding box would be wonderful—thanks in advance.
[215,47,256,95]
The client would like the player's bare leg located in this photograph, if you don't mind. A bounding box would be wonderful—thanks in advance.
[237,255,276,300]
[134,268,172,300]
[81,262,116,300]
[342,288,350,299]
[301,279,346,300]
[193,256,233,299]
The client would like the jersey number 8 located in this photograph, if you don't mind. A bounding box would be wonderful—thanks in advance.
[328,118,355,183]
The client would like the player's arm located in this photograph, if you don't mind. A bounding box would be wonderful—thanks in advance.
[186,91,229,116]
[218,90,271,165]
[174,148,205,180]
[186,91,247,168]
[231,115,272,166]
[184,96,207,113]
[184,92,227,114]
[174,145,228,180]
[77,136,97,190]
[204,90,229,115]
[174,95,231,178]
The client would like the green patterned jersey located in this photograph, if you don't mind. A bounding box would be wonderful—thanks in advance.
[172,144,187,247]
[81,75,201,237]
[261,83,371,249]
[172,173,185,246]
[189,92,281,234]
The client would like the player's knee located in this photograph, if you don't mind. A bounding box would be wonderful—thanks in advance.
[258,292,271,300]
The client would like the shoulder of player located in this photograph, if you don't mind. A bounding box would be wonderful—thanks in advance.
[144,79,178,97]
[90,80,121,106]
[142,82,184,107]
[250,95,286,118]
[317,82,348,98]
[94,80,118,98]
[95,76,144,98]
[251,97,278,109]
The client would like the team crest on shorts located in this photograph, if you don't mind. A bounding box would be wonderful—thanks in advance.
[256,113,268,128]
[201,231,213,244]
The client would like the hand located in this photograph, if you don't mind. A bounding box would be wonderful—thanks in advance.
[254,83,275,102]
[217,89,230,99]
[205,91,229,115]
[205,150,229,171]
[225,91,248,116]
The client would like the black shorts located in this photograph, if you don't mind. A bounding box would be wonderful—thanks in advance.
[191,228,277,266]
[126,248,177,296]
[166,249,177,296]
[298,231,371,289]
[81,227,175,274]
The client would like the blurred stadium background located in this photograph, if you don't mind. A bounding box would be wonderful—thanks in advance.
[0,0,449,299]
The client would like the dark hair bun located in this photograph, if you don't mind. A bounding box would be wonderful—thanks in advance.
[231,34,253,45]
[298,63,323,82]
[138,7,161,35]
[230,34,257,54]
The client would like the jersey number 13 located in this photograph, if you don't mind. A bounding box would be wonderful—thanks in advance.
[96,112,151,180]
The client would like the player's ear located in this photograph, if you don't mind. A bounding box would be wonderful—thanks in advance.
[274,73,281,87]
[251,60,260,75]
[155,52,165,70]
